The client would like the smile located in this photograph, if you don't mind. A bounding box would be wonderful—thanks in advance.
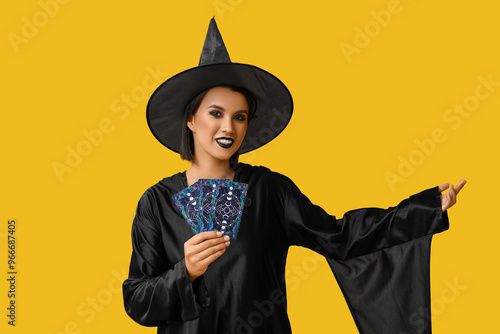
[215,137,234,148]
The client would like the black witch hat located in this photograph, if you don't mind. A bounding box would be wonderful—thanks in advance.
[146,18,293,154]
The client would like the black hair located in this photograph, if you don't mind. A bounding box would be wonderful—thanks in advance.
[179,85,255,169]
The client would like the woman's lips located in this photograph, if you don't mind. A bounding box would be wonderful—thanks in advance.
[215,137,234,148]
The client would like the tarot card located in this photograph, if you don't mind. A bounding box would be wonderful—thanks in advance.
[211,180,248,239]
[172,182,202,234]
[197,179,227,232]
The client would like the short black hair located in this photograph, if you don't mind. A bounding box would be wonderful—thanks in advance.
[179,85,255,169]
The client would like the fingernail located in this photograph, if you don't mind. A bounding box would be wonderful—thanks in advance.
[216,231,222,236]
[223,235,230,241]
[225,241,230,246]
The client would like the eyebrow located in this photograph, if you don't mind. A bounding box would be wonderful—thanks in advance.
[207,104,248,114]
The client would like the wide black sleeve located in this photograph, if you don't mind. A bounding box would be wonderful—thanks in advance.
[328,235,436,334]
[122,192,209,326]
[279,175,449,334]
[281,176,448,259]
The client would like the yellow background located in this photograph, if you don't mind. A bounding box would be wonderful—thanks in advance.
[1,0,498,332]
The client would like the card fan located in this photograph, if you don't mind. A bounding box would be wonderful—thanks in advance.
[173,179,248,239]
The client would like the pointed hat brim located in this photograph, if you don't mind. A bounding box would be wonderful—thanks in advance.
[146,19,293,154]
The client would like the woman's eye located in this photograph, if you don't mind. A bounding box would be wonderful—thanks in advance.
[209,110,222,117]
[234,114,247,121]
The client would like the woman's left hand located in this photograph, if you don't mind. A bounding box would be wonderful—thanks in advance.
[439,179,467,212]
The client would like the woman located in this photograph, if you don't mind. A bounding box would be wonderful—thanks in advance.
[123,19,465,334]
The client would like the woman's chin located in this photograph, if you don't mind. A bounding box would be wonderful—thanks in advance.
[194,143,242,164]
[211,144,240,161]
[199,150,236,163]
[213,152,236,162]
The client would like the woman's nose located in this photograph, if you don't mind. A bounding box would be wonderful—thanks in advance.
[220,117,233,134]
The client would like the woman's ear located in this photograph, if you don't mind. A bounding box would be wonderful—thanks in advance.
[186,116,195,132]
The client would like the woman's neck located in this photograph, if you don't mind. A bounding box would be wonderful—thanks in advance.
[186,160,235,186]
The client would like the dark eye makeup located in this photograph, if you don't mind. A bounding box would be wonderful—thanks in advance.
[209,110,247,121]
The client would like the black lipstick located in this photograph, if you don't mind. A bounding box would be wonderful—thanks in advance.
[215,137,234,148]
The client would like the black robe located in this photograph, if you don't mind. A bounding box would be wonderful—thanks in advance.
[122,163,448,334]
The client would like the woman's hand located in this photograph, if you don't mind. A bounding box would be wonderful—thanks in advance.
[184,231,230,282]
[439,179,467,212]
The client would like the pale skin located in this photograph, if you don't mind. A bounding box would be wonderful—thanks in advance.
[439,179,467,212]
[182,86,467,282]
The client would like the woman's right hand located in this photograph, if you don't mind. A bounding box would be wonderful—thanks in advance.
[184,231,230,282]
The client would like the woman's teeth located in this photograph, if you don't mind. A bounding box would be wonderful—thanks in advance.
[216,138,234,148]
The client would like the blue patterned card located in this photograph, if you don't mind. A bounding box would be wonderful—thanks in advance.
[198,179,225,230]
[172,182,202,233]
[210,180,248,239]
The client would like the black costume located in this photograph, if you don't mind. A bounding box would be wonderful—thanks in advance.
[123,163,448,334]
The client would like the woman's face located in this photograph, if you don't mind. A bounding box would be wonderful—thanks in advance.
[187,86,249,163]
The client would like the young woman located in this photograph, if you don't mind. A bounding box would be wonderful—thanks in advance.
[123,19,465,334]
